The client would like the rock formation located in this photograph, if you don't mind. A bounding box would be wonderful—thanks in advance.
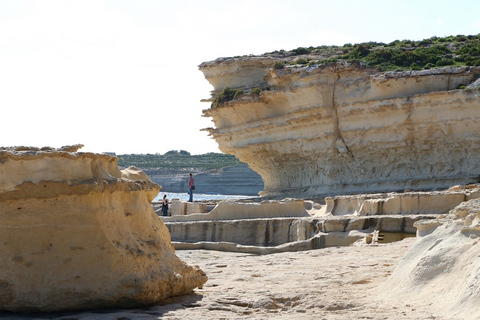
[380,198,480,319]
[163,185,480,254]
[0,145,207,312]
[199,58,480,198]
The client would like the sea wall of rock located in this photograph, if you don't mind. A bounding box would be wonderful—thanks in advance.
[199,60,480,198]
[0,145,207,312]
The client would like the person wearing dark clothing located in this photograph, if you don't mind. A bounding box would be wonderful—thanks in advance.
[188,173,194,202]
[162,194,169,216]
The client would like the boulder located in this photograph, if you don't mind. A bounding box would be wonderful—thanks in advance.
[0,146,207,312]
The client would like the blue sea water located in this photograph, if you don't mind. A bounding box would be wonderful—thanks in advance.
[153,192,255,202]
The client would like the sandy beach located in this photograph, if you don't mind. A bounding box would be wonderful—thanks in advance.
[0,236,444,320]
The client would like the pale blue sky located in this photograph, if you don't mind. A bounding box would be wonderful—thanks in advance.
[1,0,479,154]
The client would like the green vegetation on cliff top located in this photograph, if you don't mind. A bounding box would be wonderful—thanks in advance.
[117,150,242,170]
[265,34,480,71]
[211,34,480,109]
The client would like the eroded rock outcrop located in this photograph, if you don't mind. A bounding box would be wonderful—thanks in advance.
[0,145,207,312]
[199,59,480,198]
[163,186,480,254]
[380,198,480,319]
[325,184,480,216]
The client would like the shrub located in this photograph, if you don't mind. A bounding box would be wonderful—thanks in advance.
[351,44,371,58]
[250,87,262,96]
[410,62,421,70]
[387,40,401,47]
[366,48,392,64]
[418,39,432,46]
[273,61,286,69]
[292,47,309,55]
[436,58,454,66]
[211,87,244,108]
[233,90,244,99]
[292,58,309,65]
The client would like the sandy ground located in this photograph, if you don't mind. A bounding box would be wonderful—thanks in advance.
[0,237,444,320]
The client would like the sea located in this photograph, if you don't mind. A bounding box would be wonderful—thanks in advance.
[153,192,256,202]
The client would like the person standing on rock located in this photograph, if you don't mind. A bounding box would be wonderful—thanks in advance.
[162,194,169,216]
[188,173,194,202]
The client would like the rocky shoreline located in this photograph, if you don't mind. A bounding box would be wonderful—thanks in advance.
[142,165,263,196]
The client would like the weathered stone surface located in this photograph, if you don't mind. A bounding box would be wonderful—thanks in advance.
[200,59,480,198]
[2,239,444,319]
[164,198,308,221]
[165,213,431,253]
[162,187,478,253]
[324,184,480,216]
[380,198,480,319]
[0,146,207,312]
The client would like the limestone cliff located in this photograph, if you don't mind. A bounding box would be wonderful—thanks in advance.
[0,145,207,312]
[199,58,480,198]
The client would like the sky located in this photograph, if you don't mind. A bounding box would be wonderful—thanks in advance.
[1,0,479,155]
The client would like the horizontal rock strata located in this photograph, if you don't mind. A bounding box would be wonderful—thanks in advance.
[164,186,479,253]
[0,145,207,312]
[165,215,429,250]
[325,184,480,216]
[200,59,480,198]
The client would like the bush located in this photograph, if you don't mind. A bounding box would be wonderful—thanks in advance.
[273,61,286,69]
[211,87,244,108]
[436,58,454,66]
[250,87,262,96]
[366,48,392,64]
[351,44,371,58]
[387,40,400,47]
[233,90,244,99]
[410,62,421,70]
[292,47,309,55]
[292,58,309,65]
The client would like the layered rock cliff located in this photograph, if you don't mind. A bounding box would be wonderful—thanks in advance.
[199,58,480,198]
[0,145,207,312]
